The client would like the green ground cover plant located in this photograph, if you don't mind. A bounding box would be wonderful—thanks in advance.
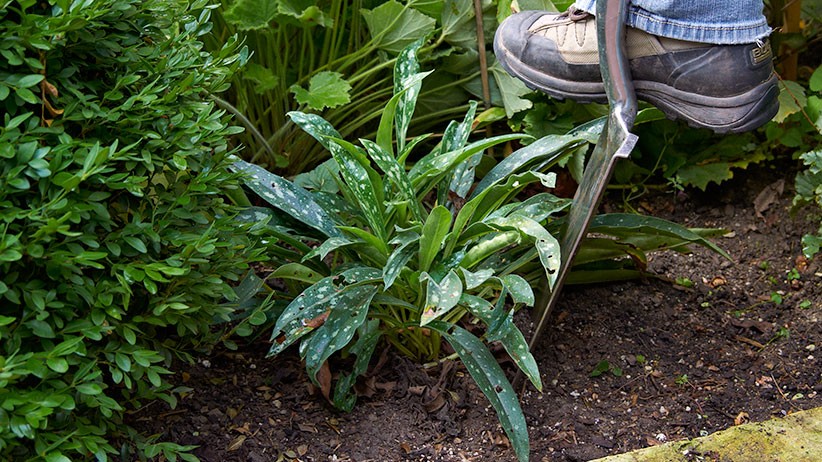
[236,42,728,462]
[0,0,264,459]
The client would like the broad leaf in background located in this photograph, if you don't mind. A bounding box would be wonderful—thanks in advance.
[362,1,437,53]
[290,71,352,110]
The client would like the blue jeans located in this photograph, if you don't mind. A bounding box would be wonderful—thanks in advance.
[573,0,770,44]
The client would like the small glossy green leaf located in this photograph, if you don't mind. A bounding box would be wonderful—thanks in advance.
[427,322,530,462]
[302,236,353,262]
[419,205,452,272]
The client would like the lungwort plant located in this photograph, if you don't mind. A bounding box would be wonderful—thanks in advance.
[235,42,728,462]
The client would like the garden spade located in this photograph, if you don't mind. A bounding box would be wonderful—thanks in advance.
[528,0,639,350]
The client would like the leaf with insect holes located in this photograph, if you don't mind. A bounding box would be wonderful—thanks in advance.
[268,267,381,356]
[459,294,542,391]
[420,270,463,326]
[290,71,352,110]
[303,284,378,386]
[485,215,561,289]
[233,159,341,238]
[427,321,530,462]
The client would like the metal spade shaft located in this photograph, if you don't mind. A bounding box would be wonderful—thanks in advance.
[529,0,639,350]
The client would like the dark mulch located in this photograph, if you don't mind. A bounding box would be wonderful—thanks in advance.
[132,164,821,461]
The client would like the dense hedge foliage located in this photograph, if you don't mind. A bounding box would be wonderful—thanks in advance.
[0,0,262,459]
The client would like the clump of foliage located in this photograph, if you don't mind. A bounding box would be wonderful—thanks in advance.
[206,0,575,173]
[0,0,262,459]
[791,65,822,257]
[236,42,727,462]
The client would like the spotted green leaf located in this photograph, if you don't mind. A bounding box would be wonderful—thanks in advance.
[486,215,560,289]
[302,237,353,262]
[459,294,542,391]
[268,267,381,356]
[233,160,341,238]
[303,284,378,386]
[497,274,534,306]
[394,39,424,153]
[361,139,422,222]
[427,321,530,462]
[289,112,386,242]
[420,270,463,325]
[471,134,584,199]
[460,267,494,290]
[384,228,420,289]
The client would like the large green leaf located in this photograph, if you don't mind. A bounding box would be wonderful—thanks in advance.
[490,63,533,117]
[420,270,463,325]
[427,322,530,462]
[232,160,341,238]
[419,205,452,272]
[361,1,437,53]
[223,0,279,30]
[290,71,352,110]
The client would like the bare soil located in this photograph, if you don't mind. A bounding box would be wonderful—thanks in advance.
[133,164,821,462]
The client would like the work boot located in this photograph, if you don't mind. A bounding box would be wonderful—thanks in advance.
[494,8,780,133]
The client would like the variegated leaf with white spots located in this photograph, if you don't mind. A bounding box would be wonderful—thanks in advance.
[360,138,422,222]
[394,39,424,153]
[460,267,494,290]
[303,284,378,387]
[485,215,561,290]
[427,322,530,462]
[470,133,585,200]
[232,160,341,238]
[333,319,382,411]
[289,112,387,243]
[268,267,381,356]
[420,270,463,326]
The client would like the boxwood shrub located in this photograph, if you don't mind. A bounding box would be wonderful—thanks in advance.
[0,0,262,459]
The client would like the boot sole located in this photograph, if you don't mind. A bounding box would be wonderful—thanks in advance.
[495,43,780,134]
